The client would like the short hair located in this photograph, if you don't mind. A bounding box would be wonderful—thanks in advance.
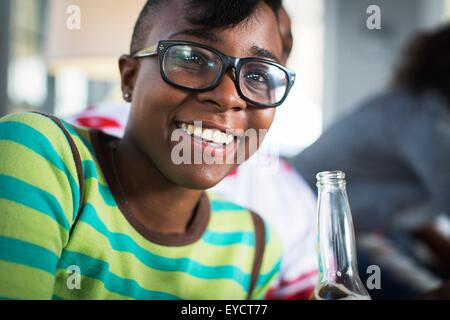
[391,24,450,106]
[130,0,282,55]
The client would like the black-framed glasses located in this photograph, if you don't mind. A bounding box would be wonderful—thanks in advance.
[133,40,296,108]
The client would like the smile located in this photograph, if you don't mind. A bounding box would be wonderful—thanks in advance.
[175,121,237,146]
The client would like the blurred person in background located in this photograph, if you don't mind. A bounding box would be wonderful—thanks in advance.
[67,5,319,300]
[291,25,450,299]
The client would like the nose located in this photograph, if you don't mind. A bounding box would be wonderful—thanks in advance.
[196,71,247,112]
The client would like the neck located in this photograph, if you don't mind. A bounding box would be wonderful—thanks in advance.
[112,134,203,235]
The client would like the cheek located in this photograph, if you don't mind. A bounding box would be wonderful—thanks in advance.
[249,108,276,133]
[126,66,193,172]
[130,64,186,134]
[241,108,276,158]
[134,65,170,115]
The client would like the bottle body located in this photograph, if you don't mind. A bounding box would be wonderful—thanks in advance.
[314,171,371,300]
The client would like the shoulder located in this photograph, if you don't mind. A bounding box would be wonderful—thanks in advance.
[2,111,95,156]
[0,112,78,158]
[1,112,65,137]
[0,112,85,227]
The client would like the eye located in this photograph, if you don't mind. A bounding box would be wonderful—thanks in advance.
[175,49,218,71]
[183,53,206,65]
[244,71,271,89]
[245,72,269,83]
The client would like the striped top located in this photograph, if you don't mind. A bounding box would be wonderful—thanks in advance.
[0,112,281,300]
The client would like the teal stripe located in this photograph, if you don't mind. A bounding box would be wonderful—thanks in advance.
[0,121,80,222]
[58,251,181,300]
[0,236,59,275]
[264,220,271,244]
[76,203,251,291]
[0,296,17,300]
[82,160,99,180]
[202,230,255,247]
[0,175,71,231]
[210,199,246,212]
[52,295,64,300]
[82,160,116,206]
[59,119,95,155]
[255,259,282,290]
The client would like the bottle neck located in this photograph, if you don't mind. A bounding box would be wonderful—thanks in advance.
[316,170,347,190]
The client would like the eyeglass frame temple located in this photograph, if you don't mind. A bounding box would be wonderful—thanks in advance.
[133,44,159,58]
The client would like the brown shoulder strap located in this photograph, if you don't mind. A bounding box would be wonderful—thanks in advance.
[32,112,84,217]
[247,210,266,299]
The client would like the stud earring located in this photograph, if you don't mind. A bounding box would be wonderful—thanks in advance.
[124,92,131,101]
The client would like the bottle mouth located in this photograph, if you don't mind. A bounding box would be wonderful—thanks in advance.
[316,170,346,188]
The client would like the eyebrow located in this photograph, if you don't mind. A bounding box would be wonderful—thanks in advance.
[249,46,280,63]
[169,29,221,43]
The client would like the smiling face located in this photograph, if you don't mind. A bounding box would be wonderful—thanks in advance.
[119,0,283,190]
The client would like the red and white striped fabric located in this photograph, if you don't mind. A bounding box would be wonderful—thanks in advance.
[66,103,319,300]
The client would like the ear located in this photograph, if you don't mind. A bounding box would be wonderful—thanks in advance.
[119,55,140,102]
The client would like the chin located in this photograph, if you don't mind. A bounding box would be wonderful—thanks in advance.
[165,164,231,190]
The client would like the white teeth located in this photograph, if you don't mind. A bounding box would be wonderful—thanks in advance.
[187,124,194,135]
[212,130,224,144]
[178,122,235,145]
[202,129,213,141]
[194,127,203,138]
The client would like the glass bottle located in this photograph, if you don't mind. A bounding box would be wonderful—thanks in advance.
[313,171,371,300]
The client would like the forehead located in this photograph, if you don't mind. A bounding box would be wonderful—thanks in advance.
[143,1,283,61]
[278,8,292,37]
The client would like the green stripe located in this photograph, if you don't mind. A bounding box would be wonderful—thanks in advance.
[57,251,181,300]
[77,203,252,291]
[59,119,95,155]
[0,236,59,275]
[0,175,71,231]
[0,121,80,222]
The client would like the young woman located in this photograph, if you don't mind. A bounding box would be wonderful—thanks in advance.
[0,0,296,300]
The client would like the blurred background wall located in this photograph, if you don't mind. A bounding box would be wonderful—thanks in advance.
[323,0,448,128]
[0,0,449,155]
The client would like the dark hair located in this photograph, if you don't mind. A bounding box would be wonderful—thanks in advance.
[130,0,282,55]
[391,24,450,105]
